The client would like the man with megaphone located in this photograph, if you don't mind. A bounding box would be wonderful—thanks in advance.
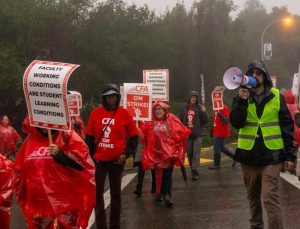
[229,60,296,229]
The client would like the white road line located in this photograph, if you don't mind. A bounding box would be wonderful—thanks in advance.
[87,173,137,228]
[280,172,300,189]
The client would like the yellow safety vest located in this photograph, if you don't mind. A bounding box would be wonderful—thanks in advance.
[238,88,284,150]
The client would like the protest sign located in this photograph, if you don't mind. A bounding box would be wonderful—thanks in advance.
[270,75,277,88]
[67,93,80,117]
[120,86,125,107]
[292,73,300,97]
[23,60,79,130]
[124,83,152,121]
[143,69,169,101]
[68,91,82,108]
[212,86,225,111]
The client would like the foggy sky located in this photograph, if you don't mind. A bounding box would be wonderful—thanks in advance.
[123,0,300,16]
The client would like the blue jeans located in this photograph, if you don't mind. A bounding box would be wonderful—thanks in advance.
[213,137,234,166]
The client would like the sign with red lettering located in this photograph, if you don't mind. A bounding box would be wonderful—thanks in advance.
[124,83,152,121]
[143,69,169,101]
[212,86,225,111]
[68,91,82,108]
[23,60,79,130]
[67,93,80,116]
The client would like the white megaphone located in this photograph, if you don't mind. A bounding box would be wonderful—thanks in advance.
[223,67,258,90]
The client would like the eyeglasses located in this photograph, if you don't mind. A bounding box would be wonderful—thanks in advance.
[249,69,264,76]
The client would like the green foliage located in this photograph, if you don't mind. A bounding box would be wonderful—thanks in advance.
[0,0,299,135]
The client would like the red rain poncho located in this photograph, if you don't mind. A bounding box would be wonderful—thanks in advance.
[0,123,21,157]
[283,90,300,146]
[72,117,85,140]
[0,154,13,229]
[141,102,191,170]
[14,118,95,229]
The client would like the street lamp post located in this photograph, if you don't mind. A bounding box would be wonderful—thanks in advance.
[261,18,291,61]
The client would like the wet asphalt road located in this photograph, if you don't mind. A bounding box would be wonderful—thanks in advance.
[10,147,300,229]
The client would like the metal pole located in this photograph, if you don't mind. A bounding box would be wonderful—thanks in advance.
[260,19,284,61]
[200,74,205,105]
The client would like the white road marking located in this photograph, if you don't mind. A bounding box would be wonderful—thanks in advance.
[87,173,137,228]
[280,172,300,189]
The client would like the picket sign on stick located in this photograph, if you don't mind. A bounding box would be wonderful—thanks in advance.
[23,60,80,143]
[48,129,53,144]
[212,86,225,111]
[200,74,205,105]
[67,92,81,117]
[143,69,169,101]
[124,83,152,121]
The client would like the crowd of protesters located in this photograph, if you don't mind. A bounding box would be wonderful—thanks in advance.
[0,60,299,229]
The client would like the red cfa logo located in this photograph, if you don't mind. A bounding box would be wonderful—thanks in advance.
[128,85,149,93]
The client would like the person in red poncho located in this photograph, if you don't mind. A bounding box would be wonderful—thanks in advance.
[141,101,191,207]
[0,115,21,158]
[14,117,95,229]
[0,154,13,229]
[283,90,300,147]
[71,116,85,140]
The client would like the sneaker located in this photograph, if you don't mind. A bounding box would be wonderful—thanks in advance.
[191,170,199,180]
[156,194,164,202]
[208,165,220,170]
[164,194,174,208]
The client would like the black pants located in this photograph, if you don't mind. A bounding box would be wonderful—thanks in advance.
[161,168,173,195]
[95,161,124,229]
[136,165,155,191]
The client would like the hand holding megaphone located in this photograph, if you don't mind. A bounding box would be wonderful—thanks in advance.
[223,67,258,90]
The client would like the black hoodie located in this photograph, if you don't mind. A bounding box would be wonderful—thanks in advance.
[230,60,296,165]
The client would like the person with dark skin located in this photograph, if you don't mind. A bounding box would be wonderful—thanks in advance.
[85,84,138,229]
[230,60,296,229]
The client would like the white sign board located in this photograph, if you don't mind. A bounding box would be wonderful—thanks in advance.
[124,83,152,121]
[120,86,125,107]
[23,60,79,130]
[67,93,80,117]
[270,75,277,88]
[143,69,169,101]
[292,73,300,97]
[264,43,272,60]
[212,86,225,111]
[68,91,82,108]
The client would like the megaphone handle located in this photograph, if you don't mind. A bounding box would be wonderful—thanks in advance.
[239,87,250,100]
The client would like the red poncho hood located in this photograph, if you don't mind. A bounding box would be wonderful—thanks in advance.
[0,122,21,157]
[141,103,191,170]
[14,117,95,228]
[152,101,170,120]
